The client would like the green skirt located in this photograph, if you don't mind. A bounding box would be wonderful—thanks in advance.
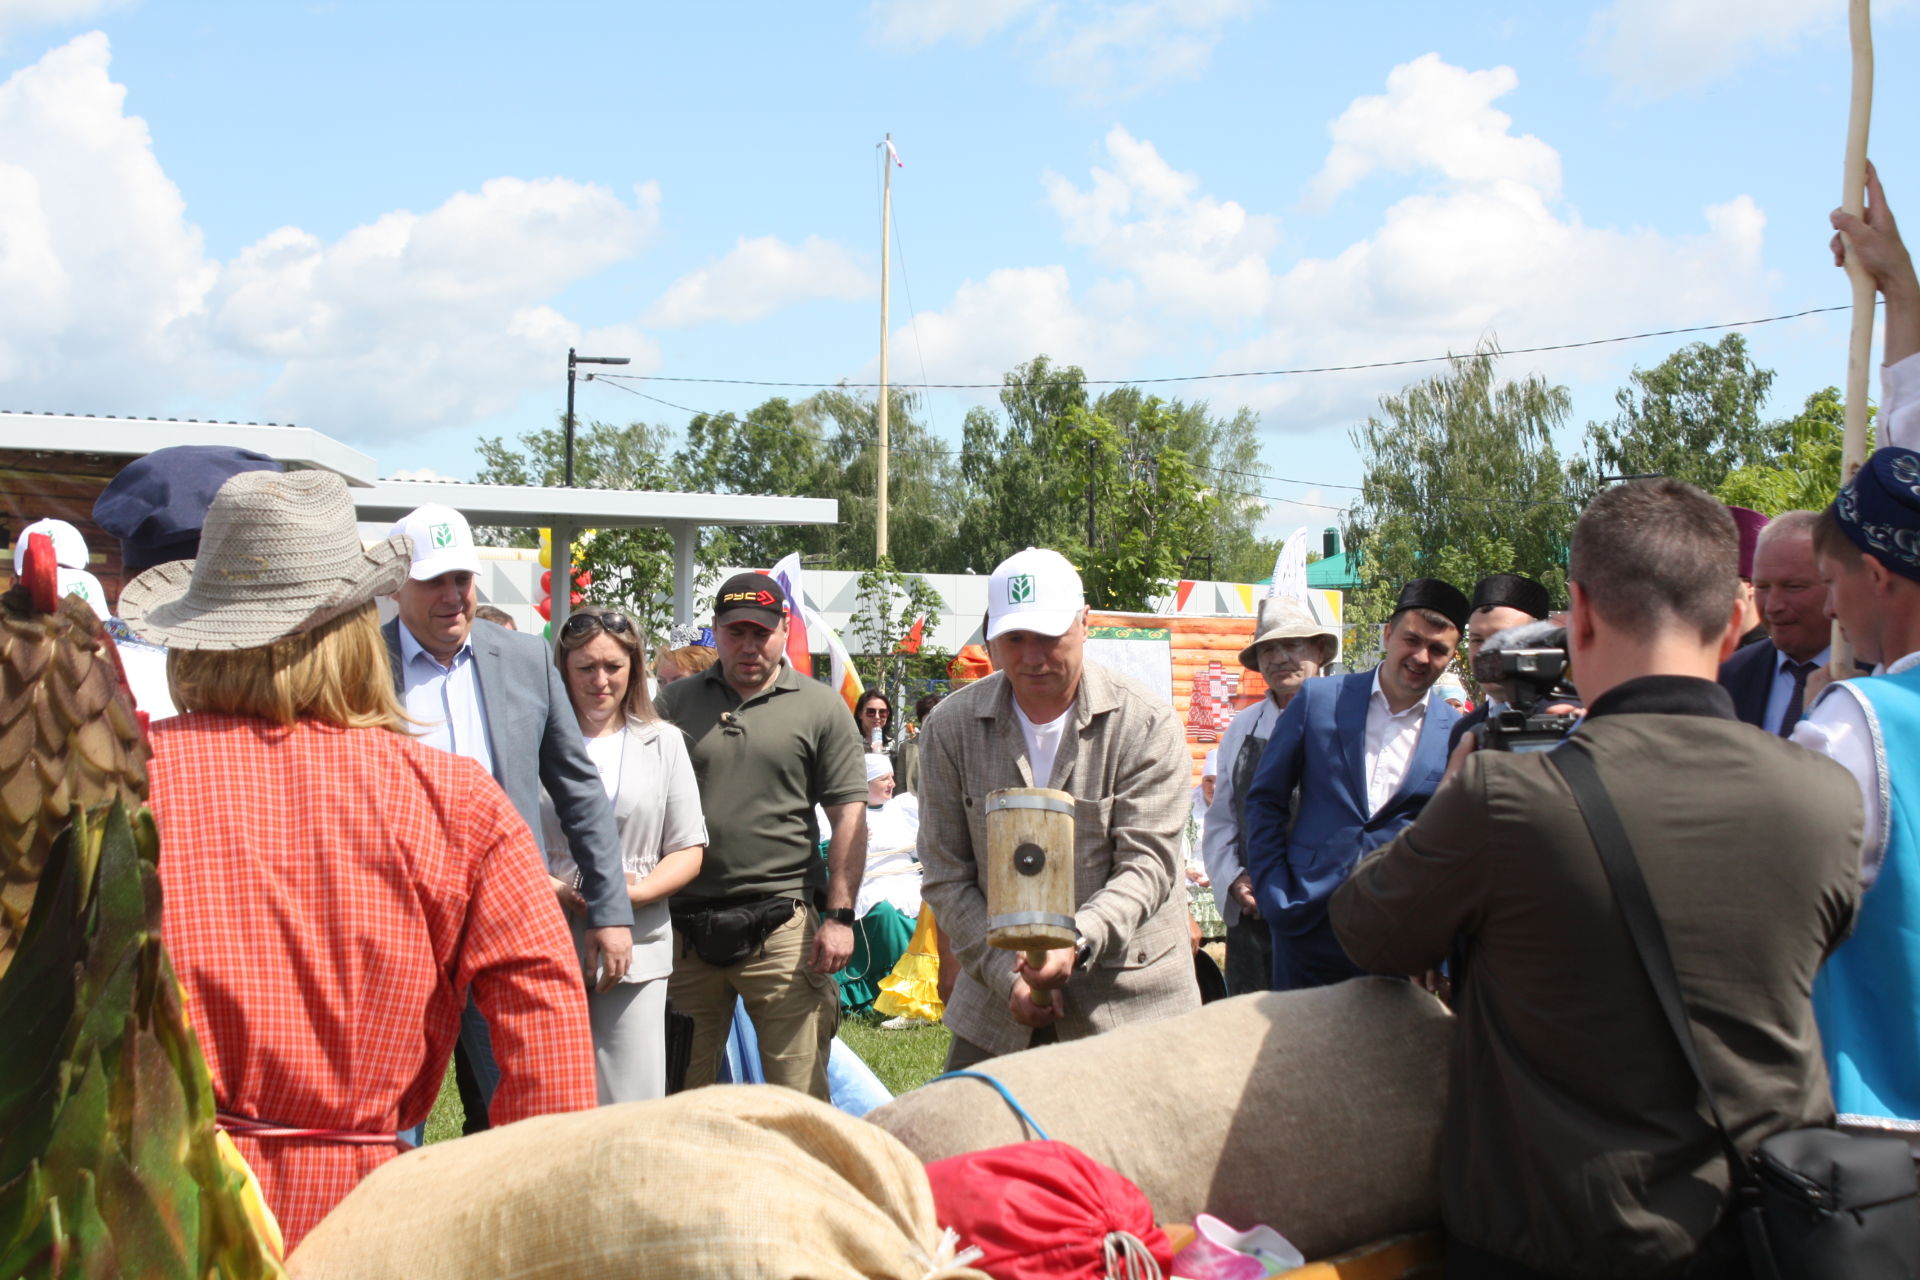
[833,901,917,1012]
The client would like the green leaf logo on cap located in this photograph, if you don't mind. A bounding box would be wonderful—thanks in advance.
[431,523,455,549]
[1007,573,1034,604]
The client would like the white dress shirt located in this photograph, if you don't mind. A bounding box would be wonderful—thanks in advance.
[1363,669,1430,816]
[1882,352,1920,450]
[1762,644,1830,737]
[397,623,497,776]
[1790,649,1920,889]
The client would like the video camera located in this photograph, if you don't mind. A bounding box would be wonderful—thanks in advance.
[1471,621,1581,753]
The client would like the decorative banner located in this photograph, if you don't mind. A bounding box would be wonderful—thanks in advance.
[807,605,865,714]
[765,551,814,676]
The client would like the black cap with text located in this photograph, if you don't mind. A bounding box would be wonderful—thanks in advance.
[713,572,787,628]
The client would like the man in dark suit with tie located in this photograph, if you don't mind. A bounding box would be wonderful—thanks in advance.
[1244,577,1467,991]
[381,503,631,1131]
[1717,510,1830,736]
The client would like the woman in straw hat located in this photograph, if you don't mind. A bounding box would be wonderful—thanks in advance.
[124,469,596,1250]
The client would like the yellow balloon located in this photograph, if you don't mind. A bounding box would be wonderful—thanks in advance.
[539,543,552,569]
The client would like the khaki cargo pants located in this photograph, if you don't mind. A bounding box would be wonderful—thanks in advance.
[668,904,839,1100]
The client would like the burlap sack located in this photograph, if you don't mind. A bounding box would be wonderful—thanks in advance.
[867,977,1452,1259]
[289,1085,990,1280]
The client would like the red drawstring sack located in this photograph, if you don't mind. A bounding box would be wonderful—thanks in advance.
[924,1140,1173,1280]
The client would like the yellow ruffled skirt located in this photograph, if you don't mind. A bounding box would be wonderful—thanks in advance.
[872,903,943,1023]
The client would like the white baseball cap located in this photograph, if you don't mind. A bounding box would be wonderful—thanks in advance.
[389,503,482,581]
[986,547,1085,640]
[13,518,89,575]
[58,568,109,620]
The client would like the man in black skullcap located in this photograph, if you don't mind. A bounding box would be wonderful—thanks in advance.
[1451,572,1554,750]
[1244,577,1469,989]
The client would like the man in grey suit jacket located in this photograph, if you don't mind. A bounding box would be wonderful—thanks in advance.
[918,547,1199,1067]
[382,503,631,1126]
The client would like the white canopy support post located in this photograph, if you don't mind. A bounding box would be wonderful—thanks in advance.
[671,522,697,627]
[550,516,576,635]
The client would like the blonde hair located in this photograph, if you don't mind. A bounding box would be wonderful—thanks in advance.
[656,644,717,679]
[554,606,659,723]
[168,603,407,732]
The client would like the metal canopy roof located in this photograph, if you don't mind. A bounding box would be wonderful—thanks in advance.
[0,412,378,485]
[348,479,837,528]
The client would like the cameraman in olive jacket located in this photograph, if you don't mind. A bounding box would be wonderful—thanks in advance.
[1332,479,1861,1279]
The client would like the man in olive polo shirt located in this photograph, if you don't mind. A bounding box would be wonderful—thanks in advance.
[656,572,868,1099]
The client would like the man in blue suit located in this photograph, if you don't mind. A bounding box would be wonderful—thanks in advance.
[1244,577,1468,990]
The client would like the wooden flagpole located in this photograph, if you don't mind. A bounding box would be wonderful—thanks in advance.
[1833,0,1874,674]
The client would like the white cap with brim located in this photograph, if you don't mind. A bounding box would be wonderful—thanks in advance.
[13,518,89,574]
[390,502,482,581]
[120,471,412,652]
[986,546,1085,641]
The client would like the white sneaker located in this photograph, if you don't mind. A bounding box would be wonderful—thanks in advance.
[879,1015,931,1030]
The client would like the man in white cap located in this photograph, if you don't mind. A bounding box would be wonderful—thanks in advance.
[1202,595,1339,995]
[917,547,1199,1067]
[381,502,630,1131]
[10,518,107,620]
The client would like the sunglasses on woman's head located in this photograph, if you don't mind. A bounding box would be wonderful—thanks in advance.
[562,611,634,637]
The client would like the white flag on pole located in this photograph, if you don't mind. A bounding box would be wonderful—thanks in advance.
[1267,527,1312,602]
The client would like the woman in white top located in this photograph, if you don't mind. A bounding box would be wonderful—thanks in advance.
[541,606,706,1102]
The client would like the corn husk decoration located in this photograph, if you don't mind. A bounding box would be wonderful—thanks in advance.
[0,545,285,1277]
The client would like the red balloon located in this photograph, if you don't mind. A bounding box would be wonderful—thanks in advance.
[540,569,552,594]
[535,598,552,621]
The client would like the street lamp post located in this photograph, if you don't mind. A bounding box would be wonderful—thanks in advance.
[565,348,631,487]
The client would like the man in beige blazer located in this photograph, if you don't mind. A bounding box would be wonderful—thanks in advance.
[918,547,1200,1068]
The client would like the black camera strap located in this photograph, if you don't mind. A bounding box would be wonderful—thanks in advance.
[1545,743,1758,1191]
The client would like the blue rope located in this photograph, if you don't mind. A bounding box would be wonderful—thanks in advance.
[929,1070,1050,1141]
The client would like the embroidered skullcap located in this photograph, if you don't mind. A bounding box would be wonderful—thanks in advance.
[1469,573,1551,621]
[1830,446,1920,585]
[1393,578,1470,633]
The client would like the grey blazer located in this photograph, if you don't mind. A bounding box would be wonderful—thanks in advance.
[917,661,1201,1057]
[383,617,631,929]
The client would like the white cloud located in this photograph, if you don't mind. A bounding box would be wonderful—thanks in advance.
[867,0,1039,47]
[1587,0,1909,97]
[905,55,1771,443]
[0,0,131,50]
[879,266,1157,389]
[644,234,872,327]
[0,33,662,435]
[1305,54,1559,209]
[1044,125,1278,324]
[869,0,1260,102]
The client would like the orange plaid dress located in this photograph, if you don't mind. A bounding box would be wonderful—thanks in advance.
[148,714,597,1249]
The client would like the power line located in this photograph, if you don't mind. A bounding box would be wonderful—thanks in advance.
[594,301,1861,392]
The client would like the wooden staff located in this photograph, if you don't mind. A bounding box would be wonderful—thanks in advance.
[1834,0,1875,675]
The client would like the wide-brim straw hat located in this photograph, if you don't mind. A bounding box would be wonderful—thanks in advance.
[1239,595,1341,670]
[119,469,412,651]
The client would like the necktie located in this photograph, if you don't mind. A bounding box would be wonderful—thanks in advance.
[1779,659,1817,738]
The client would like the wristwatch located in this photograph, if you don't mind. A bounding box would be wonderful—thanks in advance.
[821,907,856,926]
[1074,933,1094,971]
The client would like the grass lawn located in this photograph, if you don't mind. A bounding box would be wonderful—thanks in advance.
[421,1013,950,1144]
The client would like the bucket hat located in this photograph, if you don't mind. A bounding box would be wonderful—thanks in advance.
[1238,595,1340,670]
[119,470,411,651]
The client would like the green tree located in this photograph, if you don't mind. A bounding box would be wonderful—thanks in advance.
[474,417,693,639]
[669,398,834,569]
[1577,333,1779,493]
[799,387,965,574]
[1716,386,1874,515]
[846,555,951,699]
[1343,342,1578,632]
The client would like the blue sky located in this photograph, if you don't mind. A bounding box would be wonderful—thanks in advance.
[1,0,1913,535]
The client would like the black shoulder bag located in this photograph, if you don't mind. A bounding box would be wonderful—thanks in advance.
[1548,742,1920,1280]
